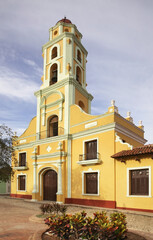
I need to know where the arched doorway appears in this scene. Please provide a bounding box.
[43,169,57,201]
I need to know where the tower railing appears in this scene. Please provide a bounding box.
[79,152,100,161]
[37,127,64,140]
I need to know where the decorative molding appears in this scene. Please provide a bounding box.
[35,77,93,102]
[31,151,67,160]
[42,32,87,56]
[78,159,102,165]
[19,139,26,144]
[115,123,146,145]
[71,112,113,128]
[72,123,115,139]
[72,122,146,145]
[36,160,65,165]
[85,121,97,129]
[115,133,133,150]
[46,146,52,152]
[15,134,72,150]
[40,90,64,106]
[40,90,64,122]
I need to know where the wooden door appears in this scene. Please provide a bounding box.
[43,170,57,201]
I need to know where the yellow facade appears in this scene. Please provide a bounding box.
[11,18,153,212]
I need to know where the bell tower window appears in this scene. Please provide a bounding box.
[51,47,57,59]
[78,100,85,111]
[76,66,82,85]
[50,64,58,85]
[48,115,58,137]
[77,49,81,63]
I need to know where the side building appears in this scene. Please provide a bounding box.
[11,18,153,212]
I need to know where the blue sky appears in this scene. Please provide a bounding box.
[0,0,153,143]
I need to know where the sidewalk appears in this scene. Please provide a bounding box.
[0,196,153,240]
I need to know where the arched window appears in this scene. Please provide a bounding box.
[50,64,58,85]
[78,100,85,111]
[51,47,57,59]
[76,66,82,85]
[48,115,58,137]
[77,49,81,63]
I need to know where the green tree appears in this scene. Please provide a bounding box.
[0,124,17,182]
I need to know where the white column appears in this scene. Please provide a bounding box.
[59,24,63,35]
[42,108,46,126]
[32,162,38,194]
[57,162,62,194]
[36,93,41,140]
[67,137,71,198]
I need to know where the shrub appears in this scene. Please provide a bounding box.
[110,212,127,239]
[45,211,127,240]
[40,203,68,216]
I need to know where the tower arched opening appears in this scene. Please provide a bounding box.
[48,115,58,137]
[51,47,57,59]
[76,66,82,85]
[50,64,58,85]
[77,49,81,63]
[78,100,85,111]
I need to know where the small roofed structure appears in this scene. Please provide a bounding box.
[112,144,153,160]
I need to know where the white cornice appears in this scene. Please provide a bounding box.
[31,151,67,160]
[115,123,147,144]
[34,77,93,102]
[15,134,72,150]
[115,112,144,133]
[42,32,87,55]
[72,123,115,139]
[71,122,146,144]
[35,159,65,165]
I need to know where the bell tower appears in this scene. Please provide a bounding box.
[35,18,93,136]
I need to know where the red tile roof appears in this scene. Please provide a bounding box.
[111,144,153,159]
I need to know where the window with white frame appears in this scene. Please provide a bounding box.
[19,152,26,166]
[85,140,97,160]
[128,167,151,196]
[18,175,26,191]
[83,171,99,195]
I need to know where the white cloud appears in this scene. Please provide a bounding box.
[0,66,39,102]
[23,58,37,67]
[23,58,43,76]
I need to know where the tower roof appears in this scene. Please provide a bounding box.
[57,17,72,24]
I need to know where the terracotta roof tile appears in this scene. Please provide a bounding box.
[111,144,153,159]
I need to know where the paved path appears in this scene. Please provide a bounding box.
[0,196,153,240]
[0,198,46,240]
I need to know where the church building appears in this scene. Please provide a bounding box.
[11,18,153,212]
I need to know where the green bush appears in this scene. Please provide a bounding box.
[44,211,127,240]
[110,212,127,239]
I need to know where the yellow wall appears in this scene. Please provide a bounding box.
[71,130,116,200]
[11,147,34,196]
[116,156,153,210]
[75,89,88,113]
